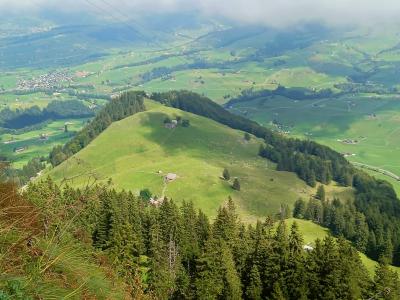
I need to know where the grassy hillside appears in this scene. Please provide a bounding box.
[47,100,352,218]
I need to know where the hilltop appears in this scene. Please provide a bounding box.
[47,100,351,218]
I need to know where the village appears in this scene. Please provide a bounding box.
[16,70,74,91]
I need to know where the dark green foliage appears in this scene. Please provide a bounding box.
[223,168,231,180]
[227,86,334,106]
[181,119,190,127]
[140,189,152,201]
[0,100,94,129]
[164,116,172,124]
[293,198,306,219]
[316,185,326,201]
[49,91,145,166]
[22,181,392,298]
[245,264,262,300]
[232,178,241,191]
[244,132,251,141]
[300,184,400,266]
[373,262,400,300]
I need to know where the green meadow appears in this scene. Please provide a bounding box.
[0,118,88,168]
[47,100,352,218]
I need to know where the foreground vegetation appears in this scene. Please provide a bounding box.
[1,175,399,299]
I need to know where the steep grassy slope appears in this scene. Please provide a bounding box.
[47,100,352,218]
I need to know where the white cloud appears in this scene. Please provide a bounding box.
[1,0,400,27]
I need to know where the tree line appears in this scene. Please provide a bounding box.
[49,91,146,166]
[294,182,400,266]
[0,100,94,129]
[225,86,335,106]
[23,180,400,299]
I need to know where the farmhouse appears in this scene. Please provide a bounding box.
[165,173,178,182]
[39,133,49,141]
[14,147,26,154]
[165,120,178,129]
[149,196,165,207]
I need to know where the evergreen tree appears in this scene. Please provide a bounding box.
[221,242,242,300]
[223,168,231,180]
[232,178,241,191]
[373,261,400,300]
[316,185,326,201]
[293,198,306,219]
[245,264,262,300]
[195,238,224,299]
[271,282,286,300]
[139,188,152,201]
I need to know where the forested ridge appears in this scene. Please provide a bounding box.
[2,178,396,299]
[150,90,400,266]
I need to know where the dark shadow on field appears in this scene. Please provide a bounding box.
[138,111,252,164]
[232,94,400,139]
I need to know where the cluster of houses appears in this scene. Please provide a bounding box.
[16,70,73,91]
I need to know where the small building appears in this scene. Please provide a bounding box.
[165,173,177,182]
[165,122,177,129]
[14,147,26,154]
[39,133,49,141]
[150,196,165,207]
[164,119,178,129]
[303,245,314,252]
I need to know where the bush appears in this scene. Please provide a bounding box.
[140,189,152,201]
[182,119,190,127]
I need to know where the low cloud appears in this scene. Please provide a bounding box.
[1,0,400,28]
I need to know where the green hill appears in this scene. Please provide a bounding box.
[47,100,351,218]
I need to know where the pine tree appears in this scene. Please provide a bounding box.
[223,168,231,180]
[373,261,400,300]
[263,221,289,297]
[245,264,262,300]
[221,242,242,300]
[232,178,241,191]
[293,198,306,219]
[196,210,210,248]
[316,185,326,201]
[271,282,286,300]
[195,238,224,299]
